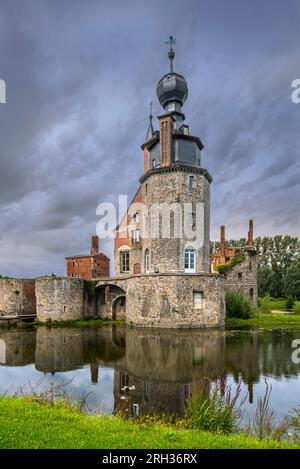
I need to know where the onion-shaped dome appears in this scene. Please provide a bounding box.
[156,72,188,110]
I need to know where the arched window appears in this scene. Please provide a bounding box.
[145,249,150,273]
[184,246,196,273]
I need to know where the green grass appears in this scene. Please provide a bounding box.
[34,318,125,328]
[226,312,300,329]
[0,397,298,449]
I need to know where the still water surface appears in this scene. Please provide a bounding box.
[0,326,299,423]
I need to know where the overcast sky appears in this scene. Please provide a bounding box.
[0,0,299,278]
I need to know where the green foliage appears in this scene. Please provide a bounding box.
[0,397,297,449]
[226,313,300,329]
[184,381,243,434]
[258,294,272,313]
[294,302,300,314]
[226,290,253,319]
[216,252,246,275]
[285,296,295,310]
[283,262,300,300]
[84,281,96,302]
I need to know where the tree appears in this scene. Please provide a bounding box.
[283,262,300,300]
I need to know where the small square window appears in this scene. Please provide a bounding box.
[193,291,203,309]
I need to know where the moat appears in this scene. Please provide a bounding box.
[0,325,299,424]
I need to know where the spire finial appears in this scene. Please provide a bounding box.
[165,35,176,73]
[145,101,154,141]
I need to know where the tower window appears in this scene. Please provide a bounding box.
[193,291,203,309]
[184,247,196,273]
[120,251,130,273]
[144,249,150,273]
[132,229,140,243]
[145,183,148,195]
[189,175,195,189]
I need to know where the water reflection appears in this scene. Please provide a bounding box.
[0,326,299,418]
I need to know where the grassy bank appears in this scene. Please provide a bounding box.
[226,313,300,329]
[34,318,125,328]
[0,397,298,449]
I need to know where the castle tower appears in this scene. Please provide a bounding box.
[140,37,212,274]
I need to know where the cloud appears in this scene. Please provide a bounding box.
[0,0,299,276]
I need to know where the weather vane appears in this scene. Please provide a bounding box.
[165,35,176,73]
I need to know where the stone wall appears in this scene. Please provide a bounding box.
[35,277,86,322]
[141,167,211,274]
[223,251,258,306]
[125,272,225,328]
[0,278,36,317]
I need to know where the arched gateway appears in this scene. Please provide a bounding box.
[95,281,127,320]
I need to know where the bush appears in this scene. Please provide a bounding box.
[294,302,300,314]
[184,379,244,434]
[216,252,245,275]
[285,296,295,310]
[283,262,300,300]
[226,291,253,319]
[258,294,272,313]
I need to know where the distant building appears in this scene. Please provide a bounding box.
[211,220,254,272]
[65,236,110,280]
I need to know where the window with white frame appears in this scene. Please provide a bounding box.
[132,229,140,243]
[120,251,130,273]
[193,291,203,309]
[184,247,196,273]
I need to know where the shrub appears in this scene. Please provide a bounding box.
[285,296,295,310]
[216,251,245,275]
[258,294,272,313]
[226,291,253,319]
[184,379,245,434]
[294,302,300,314]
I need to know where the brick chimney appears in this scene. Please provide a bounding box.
[247,219,254,247]
[91,235,99,255]
[159,115,173,167]
[220,225,225,258]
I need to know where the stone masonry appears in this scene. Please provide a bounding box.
[0,278,36,317]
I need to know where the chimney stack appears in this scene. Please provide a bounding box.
[247,220,254,247]
[220,225,226,257]
[91,235,99,255]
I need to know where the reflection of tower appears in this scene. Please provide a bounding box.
[0,330,36,365]
[90,362,99,384]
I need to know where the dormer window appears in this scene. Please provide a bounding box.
[152,158,156,168]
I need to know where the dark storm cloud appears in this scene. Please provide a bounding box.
[0,0,299,276]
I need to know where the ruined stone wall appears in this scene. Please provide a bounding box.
[0,278,36,317]
[141,168,211,274]
[35,277,86,322]
[125,273,225,328]
[223,252,258,306]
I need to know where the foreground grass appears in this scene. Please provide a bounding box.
[226,313,300,329]
[34,318,125,328]
[0,397,298,449]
